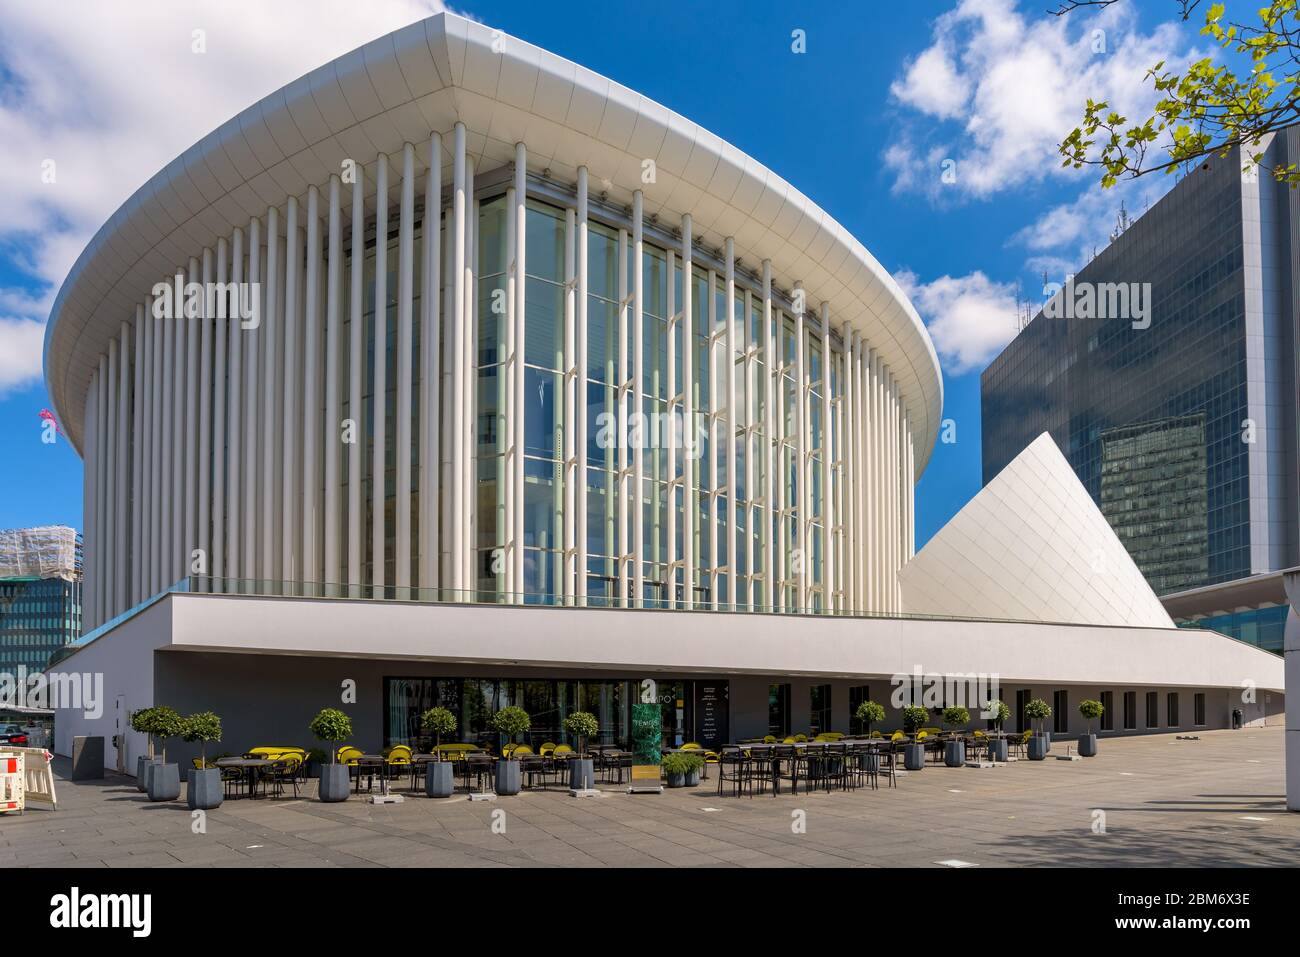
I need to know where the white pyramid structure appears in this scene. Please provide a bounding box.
[900,432,1175,628]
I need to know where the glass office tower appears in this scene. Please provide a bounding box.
[982,129,1300,596]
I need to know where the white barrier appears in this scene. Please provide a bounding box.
[0,747,56,809]
[0,752,23,813]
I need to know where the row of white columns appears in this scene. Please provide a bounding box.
[78,134,916,629]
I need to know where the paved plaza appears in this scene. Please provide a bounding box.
[4,727,1297,868]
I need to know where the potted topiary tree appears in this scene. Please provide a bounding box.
[420,706,458,798]
[855,700,887,771]
[182,711,223,810]
[563,710,599,791]
[490,706,530,796]
[309,708,353,802]
[942,706,971,767]
[986,700,1012,761]
[129,707,161,792]
[146,706,184,801]
[1025,698,1052,760]
[1078,699,1104,757]
[902,705,930,771]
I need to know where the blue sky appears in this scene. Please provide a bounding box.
[0,0,1217,543]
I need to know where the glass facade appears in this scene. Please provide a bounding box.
[0,577,83,672]
[981,138,1299,596]
[1176,604,1289,655]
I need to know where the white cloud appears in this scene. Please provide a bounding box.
[886,0,1202,199]
[0,0,446,391]
[896,268,1021,375]
[0,317,47,396]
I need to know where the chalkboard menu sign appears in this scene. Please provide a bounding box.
[692,681,729,750]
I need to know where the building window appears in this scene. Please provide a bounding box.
[810,684,832,736]
[1100,691,1114,731]
[1194,692,1206,726]
[1167,692,1179,727]
[1123,691,1137,730]
[768,683,790,738]
[1145,691,1158,729]
[848,685,870,735]
[1015,689,1031,732]
[1053,690,1069,734]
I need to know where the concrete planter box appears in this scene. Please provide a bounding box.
[1039,731,1052,752]
[665,772,686,788]
[944,740,966,768]
[904,743,926,771]
[147,763,181,802]
[495,761,521,796]
[1028,736,1049,761]
[136,756,160,792]
[425,761,455,798]
[317,764,351,802]
[1078,733,1098,757]
[987,738,1009,762]
[187,768,223,810]
[568,758,595,791]
[684,768,701,787]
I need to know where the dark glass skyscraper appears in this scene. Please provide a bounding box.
[982,129,1300,597]
[0,527,83,673]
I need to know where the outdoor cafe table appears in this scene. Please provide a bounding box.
[353,754,394,795]
[734,741,892,794]
[214,757,273,799]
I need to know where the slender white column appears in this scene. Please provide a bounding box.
[105,335,118,616]
[82,377,95,629]
[395,147,415,594]
[819,302,832,613]
[162,281,177,588]
[833,338,845,613]
[761,262,774,611]
[862,347,873,610]
[418,133,441,595]
[793,283,807,612]
[254,211,273,579]
[774,308,786,612]
[891,374,901,611]
[116,326,130,612]
[197,249,213,589]
[98,356,109,620]
[148,301,161,594]
[680,215,694,610]
[502,184,517,597]
[723,239,737,610]
[184,257,199,583]
[351,162,366,594]
[212,243,227,589]
[449,127,466,595]
[140,301,153,600]
[370,159,389,596]
[632,191,644,608]
[322,175,343,592]
[282,200,301,585]
[302,185,321,591]
[576,168,589,603]
[743,288,754,609]
[227,230,242,585]
[91,364,105,624]
[617,228,629,606]
[563,206,577,602]
[871,350,884,611]
[907,420,915,561]
[463,156,476,594]
[132,306,144,605]
[665,248,677,606]
[706,269,717,607]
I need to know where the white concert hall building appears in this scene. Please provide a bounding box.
[45,12,1282,767]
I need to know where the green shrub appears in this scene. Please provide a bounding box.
[661,752,703,776]
[855,700,886,733]
[1078,699,1104,733]
[490,706,531,758]
[129,707,157,757]
[1024,698,1052,733]
[420,707,457,758]
[941,706,971,729]
[986,699,1011,728]
[563,711,600,753]
[902,705,930,734]
[309,708,353,763]
[145,706,184,763]
[180,712,222,766]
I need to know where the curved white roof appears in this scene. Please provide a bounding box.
[44,11,942,467]
[900,432,1176,629]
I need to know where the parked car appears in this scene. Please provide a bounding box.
[0,726,30,746]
